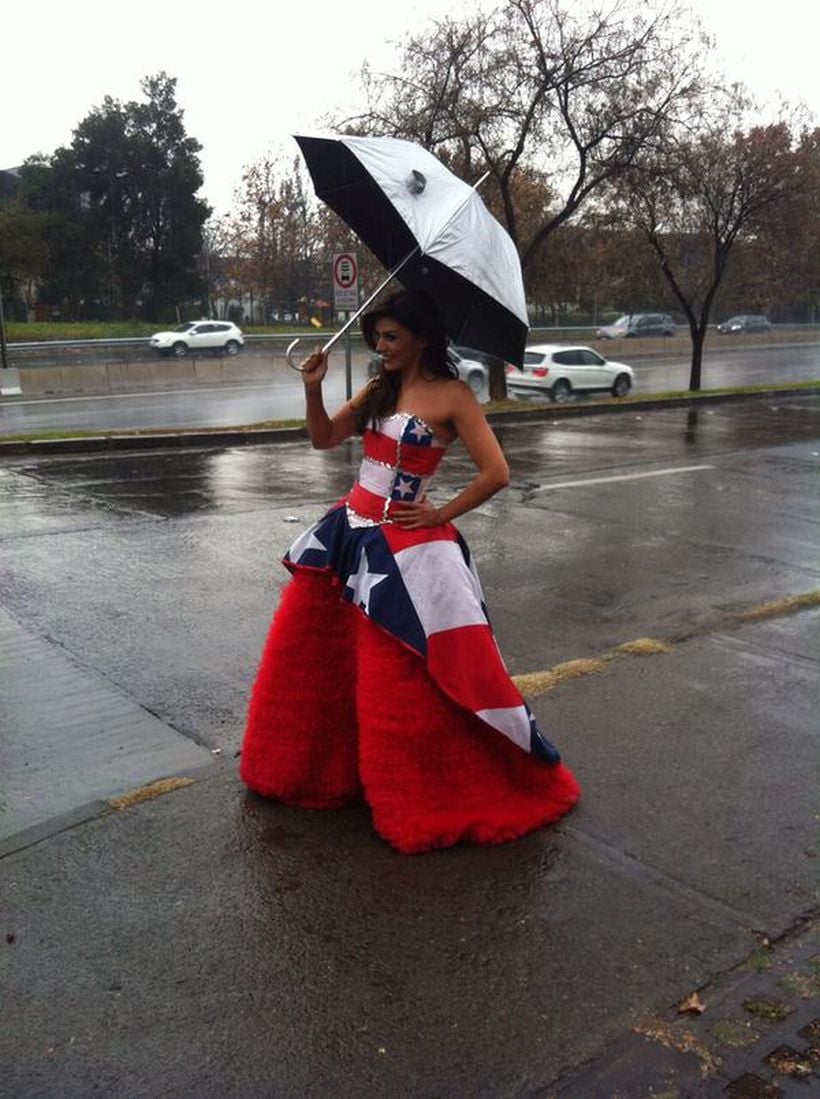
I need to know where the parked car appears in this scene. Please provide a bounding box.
[368,346,487,392]
[716,314,771,334]
[506,344,635,402]
[149,321,244,358]
[596,313,676,339]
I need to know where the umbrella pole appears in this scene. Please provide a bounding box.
[285,248,419,371]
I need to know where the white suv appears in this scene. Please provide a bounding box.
[149,321,244,358]
[506,344,635,402]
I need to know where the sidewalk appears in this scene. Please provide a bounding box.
[2,601,817,1096]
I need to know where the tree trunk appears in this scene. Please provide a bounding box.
[688,328,705,391]
[488,360,508,401]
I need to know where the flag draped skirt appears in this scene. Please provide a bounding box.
[240,414,579,853]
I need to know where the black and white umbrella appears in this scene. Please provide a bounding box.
[287,133,529,369]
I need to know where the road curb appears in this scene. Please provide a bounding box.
[0,386,816,456]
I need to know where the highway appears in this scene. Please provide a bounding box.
[1,341,818,436]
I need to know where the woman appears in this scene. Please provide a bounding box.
[240,289,579,853]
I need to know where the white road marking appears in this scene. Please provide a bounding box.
[531,464,714,492]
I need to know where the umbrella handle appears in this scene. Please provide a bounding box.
[285,338,307,371]
[284,338,311,372]
[284,247,420,372]
[285,331,345,372]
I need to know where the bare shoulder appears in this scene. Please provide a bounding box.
[447,377,487,419]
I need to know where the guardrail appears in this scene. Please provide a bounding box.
[6,322,818,357]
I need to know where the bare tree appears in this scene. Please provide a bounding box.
[346,0,705,271]
[222,156,322,322]
[341,0,706,396]
[618,108,803,390]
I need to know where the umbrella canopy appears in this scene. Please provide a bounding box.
[295,134,529,367]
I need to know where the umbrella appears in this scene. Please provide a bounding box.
[287,133,529,368]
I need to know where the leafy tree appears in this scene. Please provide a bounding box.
[617,108,802,389]
[223,155,319,322]
[223,153,385,324]
[0,200,49,318]
[741,127,820,322]
[16,72,209,321]
[70,72,210,319]
[19,151,107,318]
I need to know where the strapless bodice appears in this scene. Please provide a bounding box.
[346,412,451,527]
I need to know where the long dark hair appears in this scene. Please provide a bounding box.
[355,288,456,431]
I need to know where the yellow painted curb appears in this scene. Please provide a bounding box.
[108,776,195,811]
[614,638,676,655]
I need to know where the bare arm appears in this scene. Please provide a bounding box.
[301,349,368,450]
[394,383,510,529]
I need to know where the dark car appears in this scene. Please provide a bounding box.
[597,313,676,339]
[717,314,771,334]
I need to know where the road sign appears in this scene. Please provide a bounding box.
[332,252,359,311]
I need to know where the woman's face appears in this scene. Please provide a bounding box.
[373,317,428,373]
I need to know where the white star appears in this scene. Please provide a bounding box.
[289,527,327,561]
[394,474,418,499]
[345,548,388,613]
[406,419,430,443]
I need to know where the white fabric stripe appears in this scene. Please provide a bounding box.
[374,416,404,441]
[393,540,487,635]
[358,459,431,502]
[359,458,396,496]
[476,706,532,751]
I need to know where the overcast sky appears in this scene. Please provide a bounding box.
[3,0,818,218]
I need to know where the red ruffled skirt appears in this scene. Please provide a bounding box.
[240,571,579,854]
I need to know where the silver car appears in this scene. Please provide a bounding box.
[596,313,676,339]
[506,344,635,402]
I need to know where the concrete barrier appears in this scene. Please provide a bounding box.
[18,356,280,396]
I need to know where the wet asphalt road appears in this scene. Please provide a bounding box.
[2,395,819,1096]
[2,395,818,761]
[1,341,819,436]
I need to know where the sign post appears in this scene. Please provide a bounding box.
[332,253,359,401]
[0,284,21,396]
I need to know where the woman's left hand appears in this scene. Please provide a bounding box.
[392,500,445,529]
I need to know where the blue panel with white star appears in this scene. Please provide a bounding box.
[346,528,428,655]
[391,472,422,501]
[401,417,433,447]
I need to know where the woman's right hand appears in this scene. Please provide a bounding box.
[301,348,329,388]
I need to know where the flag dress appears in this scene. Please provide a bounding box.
[240,411,580,853]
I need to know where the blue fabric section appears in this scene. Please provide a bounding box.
[285,504,427,657]
[350,527,428,656]
[400,416,433,446]
[528,709,562,764]
[391,472,422,501]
